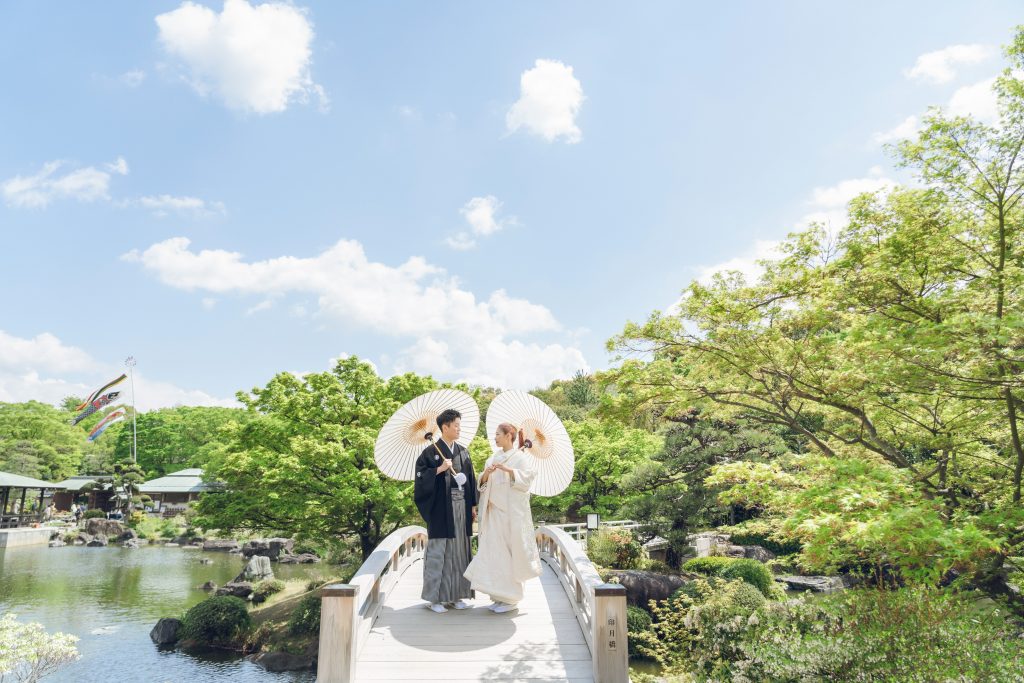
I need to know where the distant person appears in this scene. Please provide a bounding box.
[43,503,54,521]
[72,504,82,523]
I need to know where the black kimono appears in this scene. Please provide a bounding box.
[413,440,478,538]
[413,439,478,603]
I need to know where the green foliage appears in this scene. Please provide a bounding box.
[647,578,765,675]
[719,559,775,598]
[131,515,182,540]
[725,521,801,556]
[588,528,645,569]
[707,453,1000,583]
[0,401,99,480]
[606,30,1024,608]
[194,357,441,558]
[288,593,321,636]
[621,416,789,564]
[565,370,597,408]
[253,579,285,600]
[112,406,250,477]
[180,596,251,646]
[731,587,1024,682]
[82,510,105,520]
[0,612,79,681]
[626,605,654,658]
[533,419,662,520]
[681,556,734,575]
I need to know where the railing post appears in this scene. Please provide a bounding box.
[591,583,628,683]
[317,583,359,683]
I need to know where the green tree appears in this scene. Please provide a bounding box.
[534,419,662,521]
[194,357,441,558]
[112,406,250,477]
[0,401,99,480]
[607,28,1024,608]
[622,410,788,562]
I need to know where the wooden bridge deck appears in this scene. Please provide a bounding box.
[355,558,595,682]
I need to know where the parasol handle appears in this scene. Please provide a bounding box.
[425,433,463,491]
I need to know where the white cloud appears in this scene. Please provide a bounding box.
[0,331,97,375]
[687,169,896,292]
[124,236,586,389]
[155,0,327,114]
[947,76,999,122]
[201,297,217,310]
[874,114,920,144]
[445,196,516,249]
[0,329,235,409]
[106,157,130,175]
[461,195,512,236]
[130,194,227,217]
[904,44,995,84]
[506,59,584,144]
[2,158,126,208]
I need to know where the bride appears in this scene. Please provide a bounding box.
[464,422,543,613]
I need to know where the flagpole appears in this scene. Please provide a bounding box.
[125,356,137,465]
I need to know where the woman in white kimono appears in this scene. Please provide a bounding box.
[464,422,543,613]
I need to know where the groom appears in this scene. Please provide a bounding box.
[413,408,478,613]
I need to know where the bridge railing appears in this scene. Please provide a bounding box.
[536,525,629,683]
[317,523,629,683]
[317,525,428,683]
[546,519,641,546]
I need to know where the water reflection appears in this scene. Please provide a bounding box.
[0,544,318,682]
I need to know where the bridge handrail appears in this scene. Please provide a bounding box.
[535,525,629,683]
[317,525,428,683]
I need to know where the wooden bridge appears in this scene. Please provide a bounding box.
[316,525,629,682]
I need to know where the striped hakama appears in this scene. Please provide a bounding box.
[421,488,473,603]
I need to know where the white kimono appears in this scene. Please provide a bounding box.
[463,447,543,604]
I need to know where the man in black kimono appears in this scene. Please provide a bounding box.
[413,408,478,612]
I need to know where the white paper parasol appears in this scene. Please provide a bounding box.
[374,389,480,481]
[485,390,574,496]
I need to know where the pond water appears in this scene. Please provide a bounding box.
[0,544,320,682]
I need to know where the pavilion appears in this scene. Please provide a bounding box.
[139,468,218,514]
[0,471,58,529]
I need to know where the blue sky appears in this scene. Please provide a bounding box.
[0,1,1021,409]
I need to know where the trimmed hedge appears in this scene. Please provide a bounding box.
[180,596,251,645]
[720,558,775,598]
[682,556,734,575]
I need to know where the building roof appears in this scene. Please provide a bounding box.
[0,471,60,489]
[139,468,216,494]
[51,475,108,491]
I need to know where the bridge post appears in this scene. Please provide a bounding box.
[317,583,359,683]
[591,583,629,683]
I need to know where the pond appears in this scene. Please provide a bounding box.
[0,544,321,682]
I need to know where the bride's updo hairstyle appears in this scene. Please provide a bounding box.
[498,422,517,446]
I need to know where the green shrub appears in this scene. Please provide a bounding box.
[180,596,251,646]
[682,556,734,575]
[288,593,321,636]
[253,579,285,600]
[588,528,645,570]
[82,510,105,520]
[626,605,654,658]
[648,578,765,675]
[669,581,703,605]
[719,559,775,598]
[733,587,1024,682]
